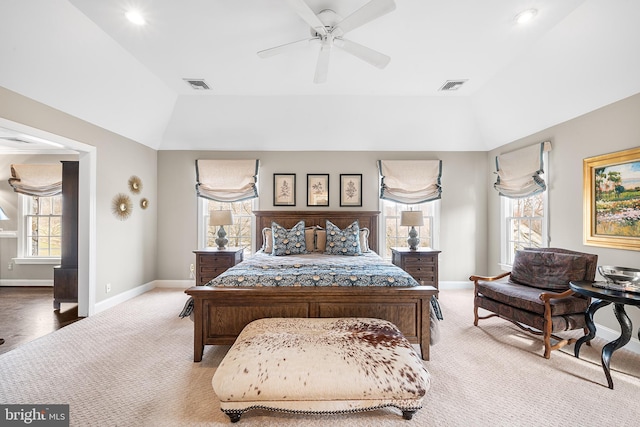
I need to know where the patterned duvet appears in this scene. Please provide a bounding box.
[206,250,419,288]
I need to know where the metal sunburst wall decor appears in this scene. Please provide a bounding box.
[140,198,149,210]
[112,193,133,220]
[128,175,142,194]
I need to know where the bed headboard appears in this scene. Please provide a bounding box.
[254,211,380,254]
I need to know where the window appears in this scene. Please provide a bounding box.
[16,194,62,263]
[381,199,440,259]
[500,192,548,267]
[198,198,254,255]
[496,143,550,268]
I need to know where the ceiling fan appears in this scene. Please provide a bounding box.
[258,0,396,83]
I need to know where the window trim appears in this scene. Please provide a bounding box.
[16,194,62,265]
[197,197,257,253]
[379,199,441,260]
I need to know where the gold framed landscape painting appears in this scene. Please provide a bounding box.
[583,146,640,251]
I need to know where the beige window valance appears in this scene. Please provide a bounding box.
[494,141,551,198]
[378,160,442,204]
[195,159,259,202]
[8,164,62,197]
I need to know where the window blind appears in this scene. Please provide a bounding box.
[378,160,442,204]
[494,141,551,198]
[195,159,259,202]
[8,164,62,197]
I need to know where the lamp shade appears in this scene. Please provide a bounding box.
[0,206,9,221]
[400,211,424,227]
[209,210,233,226]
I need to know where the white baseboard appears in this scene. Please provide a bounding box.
[154,279,196,289]
[94,281,156,314]
[593,323,640,354]
[439,280,473,290]
[0,279,53,287]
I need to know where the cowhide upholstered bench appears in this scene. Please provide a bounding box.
[212,317,431,423]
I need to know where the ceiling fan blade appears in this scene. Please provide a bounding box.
[285,0,327,36]
[314,40,332,84]
[257,37,319,58]
[331,0,396,37]
[334,38,390,69]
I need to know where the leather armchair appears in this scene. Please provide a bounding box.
[470,248,598,359]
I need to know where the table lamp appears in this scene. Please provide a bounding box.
[400,210,423,250]
[210,210,233,250]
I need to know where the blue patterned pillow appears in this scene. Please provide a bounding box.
[271,221,308,256]
[325,220,361,256]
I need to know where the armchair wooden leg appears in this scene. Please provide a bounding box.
[473,302,479,326]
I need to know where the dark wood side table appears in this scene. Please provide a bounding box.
[193,247,243,286]
[569,280,640,389]
[391,247,441,289]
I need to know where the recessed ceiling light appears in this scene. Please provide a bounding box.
[514,8,537,24]
[125,10,146,26]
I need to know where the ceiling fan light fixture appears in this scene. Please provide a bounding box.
[125,10,146,26]
[514,8,537,25]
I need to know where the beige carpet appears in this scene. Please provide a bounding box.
[1,288,639,426]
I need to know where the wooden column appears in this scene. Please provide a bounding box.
[53,161,79,310]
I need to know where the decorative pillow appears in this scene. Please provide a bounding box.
[359,228,370,253]
[271,221,307,256]
[305,227,316,252]
[315,229,327,252]
[261,227,273,254]
[509,250,589,291]
[324,220,361,256]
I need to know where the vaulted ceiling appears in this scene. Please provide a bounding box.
[1,0,639,152]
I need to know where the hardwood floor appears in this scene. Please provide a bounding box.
[0,287,82,355]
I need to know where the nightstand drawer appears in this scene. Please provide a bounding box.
[403,256,436,266]
[198,254,234,267]
[404,265,436,276]
[199,266,230,275]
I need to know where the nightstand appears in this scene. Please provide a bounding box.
[193,247,243,286]
[391,247,440,289]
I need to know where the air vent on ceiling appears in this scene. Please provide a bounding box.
[439,80,468,91]
[183,79,211,90]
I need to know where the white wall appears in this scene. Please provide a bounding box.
[157,150,487,282]
[0,86,158,305]
[485,92,640,335]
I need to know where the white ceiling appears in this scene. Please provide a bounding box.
[1,0,639,152]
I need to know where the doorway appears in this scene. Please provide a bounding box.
[0,118,96,318]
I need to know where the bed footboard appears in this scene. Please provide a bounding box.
[185,285,438,362]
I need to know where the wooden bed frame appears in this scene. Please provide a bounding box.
[185,210,438,362]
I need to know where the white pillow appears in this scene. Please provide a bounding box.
[261,227,272,254]
[359,228,370,253]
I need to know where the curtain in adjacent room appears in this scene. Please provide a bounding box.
[378,160,442,204]
[494,141,551,198]
[8,164,62,197]
[195,159,259,202]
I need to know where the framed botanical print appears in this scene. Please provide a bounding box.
[583,146,640,251]
[273,173,296,206]
[340,174,362,207]
[307,174,329,207]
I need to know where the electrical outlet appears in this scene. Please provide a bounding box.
[189,264,195,279]
[7,262,13,270]
[105,283,111,293]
